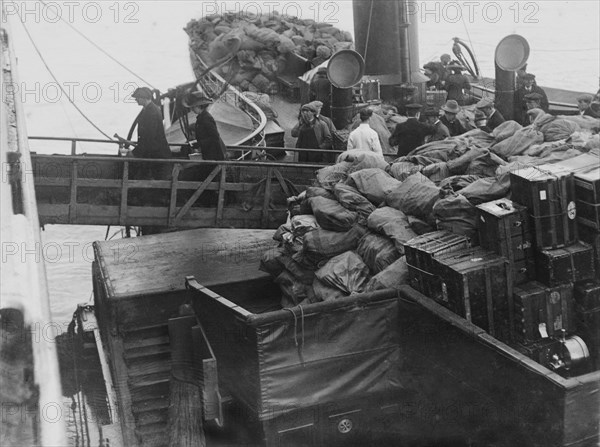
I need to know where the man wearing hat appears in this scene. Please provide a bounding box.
[475,98,505,131]
[389,104,437,156]
[124,87,171,179]
[423,107,450,143]
[514,73,549,125]
[347,108,383,156]
[576,94,595,117]
[184,91,227,161]
[292,102,332,163]
[440,100,467,137]
[310,100,336,136]
[309,67,331,117]
[444,64,471,105]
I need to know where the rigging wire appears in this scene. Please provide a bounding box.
[38,0,157,90]
[460,14,481,78]
[17,19,114,139]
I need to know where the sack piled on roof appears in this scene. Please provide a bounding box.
[357,232,401,274]
[367,207,417,253]
[309,196,357,231]
[364,257,409,292]
[348,168,401,205]
[490,126,544,158]
[185,13,354,94]
[386,173,440,223]
[432,193,479,242]
[333,183,376,224]
[315,251,370,294]
[301,225,367,267]
[337,150,389,173]
[315,162,352,190]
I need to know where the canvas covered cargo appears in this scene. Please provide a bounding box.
[92,228,403,446]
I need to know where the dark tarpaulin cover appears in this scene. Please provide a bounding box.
[253,298,400,420]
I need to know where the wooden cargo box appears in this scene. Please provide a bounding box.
[477,198,535,284]
[512,281,574,343]
[574,279,600,369]
[404,231,470,301]
[434,247,511,340]
[577,219,600,272]
[535,241,596,287]
[510,164,577,249]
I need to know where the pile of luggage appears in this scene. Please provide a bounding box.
[185,12,353,94]
[259,115,600,372]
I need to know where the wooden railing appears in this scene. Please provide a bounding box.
[30,151,333,229]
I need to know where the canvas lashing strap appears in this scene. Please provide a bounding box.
[283,306,305,366]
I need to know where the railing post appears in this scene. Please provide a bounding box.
[215,166,226,227]
[68,160,78,223]
[71,140,77,155]
[119,160,129,226]
[167,163,181,227]
[261,167,273,228]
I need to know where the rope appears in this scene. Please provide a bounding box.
[18,20,114,140]
[37,0,157,89]
[363,0,374,64]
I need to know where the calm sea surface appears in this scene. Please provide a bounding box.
[5,0,599,377]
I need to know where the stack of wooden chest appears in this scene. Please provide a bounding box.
[405,155,600,372]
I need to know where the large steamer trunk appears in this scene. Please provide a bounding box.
[92,229,279,447]
[186,280,402,446]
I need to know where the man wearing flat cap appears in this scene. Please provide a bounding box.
[292,102,332,163]
[184,91,227,161]
[123,87,171,179]
[514,73,549,125]
[347,108,383,156]
[439,100,467,137]
[577,94,595,117]
[476,98,505,131]
[389,104,437,156]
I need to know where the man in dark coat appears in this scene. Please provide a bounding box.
[292,102,332,163]
[439,100,467,137]
[184,92,227,161]
[309,68,331,117]
[514,73,549,125]
[577,94,596,117]
[389,104,437,156]
[475,98,505,131]
[444,64,471,105]
[128,87,171,179]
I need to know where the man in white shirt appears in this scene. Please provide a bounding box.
[346,108,383,156]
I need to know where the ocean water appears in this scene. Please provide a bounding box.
[3,1,598,443]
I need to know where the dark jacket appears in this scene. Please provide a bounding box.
[444,73,471,105]
[194,109,226,161]
[487,109,505,131]
[310,76,332,116]
[292,116,332,163]
[389,118,437,156]
[514,85,549,125]
[440,115,467,137]
[132,102,171,159]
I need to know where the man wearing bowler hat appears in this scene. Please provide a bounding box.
[184,91,227,161]
[476,98,505,131]
[389,104,437,156]
[440,100,467,137]
[423,107,450,143]
[514,73,548,125]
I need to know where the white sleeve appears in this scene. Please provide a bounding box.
[347,133,355,150]
[370,133,383,156]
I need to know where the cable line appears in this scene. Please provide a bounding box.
[18,19,114,139]
[38,0,157,90]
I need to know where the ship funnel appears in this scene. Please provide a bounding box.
[494,34,530,121]
[327,50,365,130]
[327,50,365,88]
